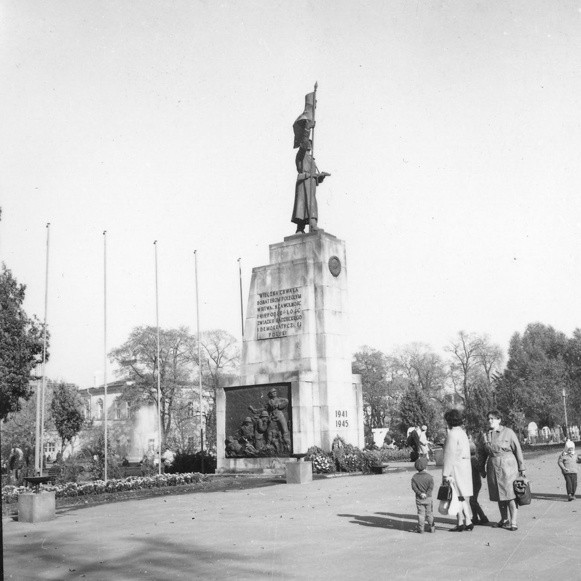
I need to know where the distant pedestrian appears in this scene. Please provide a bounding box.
[411,456,435,534]
[407,426,421,462]
[557,440,579,501]
[418,425,431,458]
[469,442,489,525]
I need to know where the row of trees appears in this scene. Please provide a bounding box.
[353,332,503,442]
[356,324,581,441]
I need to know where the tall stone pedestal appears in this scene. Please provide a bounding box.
[217,230,363,473]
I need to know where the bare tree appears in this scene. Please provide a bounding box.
[194,330,240,449]
[475,335,504,385]
[445,331,482,404]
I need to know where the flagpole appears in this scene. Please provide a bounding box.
[39,222,50,475]
[237,257,244,339]
[35,370,42,475]
[103,230,108,482]
[311,81,318,159]
[154,241,162,475]
[194,250,204,473]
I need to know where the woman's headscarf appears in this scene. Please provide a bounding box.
[564,439,575,453]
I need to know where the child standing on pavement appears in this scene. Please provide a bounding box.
[469,442,489,525]
[558,440,579,501]
[411,456,435,533]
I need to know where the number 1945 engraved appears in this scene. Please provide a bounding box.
[335,410,348,428]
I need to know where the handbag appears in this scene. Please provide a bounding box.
[513,477,531,506]
[437,482,452,501]
[438,499,450,515]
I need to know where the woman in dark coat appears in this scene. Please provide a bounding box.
[479,410,526,531]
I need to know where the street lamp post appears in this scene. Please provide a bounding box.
[562,386,569,439]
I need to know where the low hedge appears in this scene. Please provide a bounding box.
[2,472,206,505]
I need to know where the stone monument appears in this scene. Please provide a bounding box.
[216,86,363,473]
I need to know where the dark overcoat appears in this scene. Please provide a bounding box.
[292,148,319,224]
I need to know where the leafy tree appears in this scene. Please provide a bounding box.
[563,328,581,426]
[0,264,47,420]
[495,323,568,428]
[110,326,196,443]
[79,427,121,480]
[1,381,56,478]
[463,376,495,433]
[397,383,439,437]
[391,343,447,403]
[352,346,393,429]
[50,382,85,450]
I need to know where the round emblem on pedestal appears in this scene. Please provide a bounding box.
[328,256,341,277]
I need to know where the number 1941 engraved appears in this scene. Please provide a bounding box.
[335,410,348,428]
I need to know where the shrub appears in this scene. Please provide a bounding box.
[379,447,412,463]
[166,451,216,474]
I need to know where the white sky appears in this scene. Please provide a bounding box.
[2,0,581,387]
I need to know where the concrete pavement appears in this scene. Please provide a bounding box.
[3,448,581,580]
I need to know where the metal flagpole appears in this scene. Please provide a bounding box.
[237,257,244,339]
[34,370,42,475]
[39,222,50,475]
[103,230,108,482]
[154,241,162,475]
[194,250,204,473]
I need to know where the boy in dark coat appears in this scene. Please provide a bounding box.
[470,442,489,525]
[411,456,435,533]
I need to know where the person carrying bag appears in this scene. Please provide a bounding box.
[513,477,532,506]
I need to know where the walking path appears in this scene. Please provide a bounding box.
[3,448,580,580]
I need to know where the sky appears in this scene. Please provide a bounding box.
[2,0,581,388]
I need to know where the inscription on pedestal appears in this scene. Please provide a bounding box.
[256,286,303,340]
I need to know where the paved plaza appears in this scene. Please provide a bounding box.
[3,448,581,580]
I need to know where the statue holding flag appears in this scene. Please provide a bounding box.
[291,84,330,234]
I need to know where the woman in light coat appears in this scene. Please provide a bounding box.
[479,410,525,531]
[442,409,473,531]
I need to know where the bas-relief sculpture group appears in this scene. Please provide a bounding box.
[225,387,292,458]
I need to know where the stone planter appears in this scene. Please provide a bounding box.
[18,491,56,523]
[433,447,444,466]
[285,461,313,484]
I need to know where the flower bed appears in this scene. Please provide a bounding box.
[2,472,206,506]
